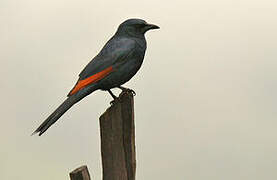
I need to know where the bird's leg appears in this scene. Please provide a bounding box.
[108,89,117,99]
[118,86,136,96]
[108,89,118,105]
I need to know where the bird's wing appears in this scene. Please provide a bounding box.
[68,37,136,96]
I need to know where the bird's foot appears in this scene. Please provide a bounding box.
[110,97,119,105]
[118,86,136,96]
[108,89,118,105]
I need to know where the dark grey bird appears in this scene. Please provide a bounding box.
[32,18,159,136]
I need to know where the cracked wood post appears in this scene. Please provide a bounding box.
[99,90,136,180]
[69,90,136,180]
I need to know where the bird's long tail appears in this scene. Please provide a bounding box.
[32,87,94,136]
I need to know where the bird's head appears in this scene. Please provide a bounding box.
[116,18,159,37]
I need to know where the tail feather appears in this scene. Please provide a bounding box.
[32,96,76,136]
[32,86,96,136]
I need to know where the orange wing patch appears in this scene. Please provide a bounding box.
[69,66,113,96]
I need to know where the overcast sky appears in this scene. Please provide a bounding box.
[1,0,277,179]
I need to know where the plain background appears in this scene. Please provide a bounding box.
[1,0,277,179]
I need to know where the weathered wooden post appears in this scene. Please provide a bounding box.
[70,90,136,180]
[99,90,136,180]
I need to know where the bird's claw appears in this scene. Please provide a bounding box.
[110,98,119,105]
[128,89,136,96]
[120,87,136,96]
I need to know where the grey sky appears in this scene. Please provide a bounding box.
[1,0,277,179]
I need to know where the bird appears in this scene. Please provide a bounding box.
[32,18,159,136]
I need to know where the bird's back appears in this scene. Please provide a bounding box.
[78,35,145,81]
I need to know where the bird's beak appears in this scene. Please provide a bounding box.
[145,23,160,31]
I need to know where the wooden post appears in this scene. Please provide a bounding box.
[70,165,91,180]
[70,90,136,180]
[99,91,136,180]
